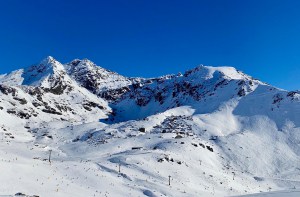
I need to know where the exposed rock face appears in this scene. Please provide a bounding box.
[64,59,133,101]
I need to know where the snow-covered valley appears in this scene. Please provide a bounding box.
[1,57,300,197]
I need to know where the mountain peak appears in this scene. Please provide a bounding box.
[43,55,55,62]
[66,58,101,71]
[64,58,132,94]
[184,65,251,81]
[0,56,64,86]
[38,56,64,71]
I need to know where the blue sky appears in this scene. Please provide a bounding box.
[0,0,300,90]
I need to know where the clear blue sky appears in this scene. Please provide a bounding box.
[0,0,300,90]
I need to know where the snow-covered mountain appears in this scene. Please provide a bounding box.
[1,56,300,197]
[64,58,134,101]
[0,57,110,124]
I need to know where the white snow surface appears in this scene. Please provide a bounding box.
[0,57,300,197]
[236,190,300,197]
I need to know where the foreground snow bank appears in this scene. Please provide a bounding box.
[236,190,300,197]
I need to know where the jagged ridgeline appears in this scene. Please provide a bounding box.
[1,56,299,124]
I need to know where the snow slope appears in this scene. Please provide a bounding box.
[0,57,300,197]
[237,190,300,197]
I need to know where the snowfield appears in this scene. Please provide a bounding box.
[236,190,300,197]
[0,57,300,197]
